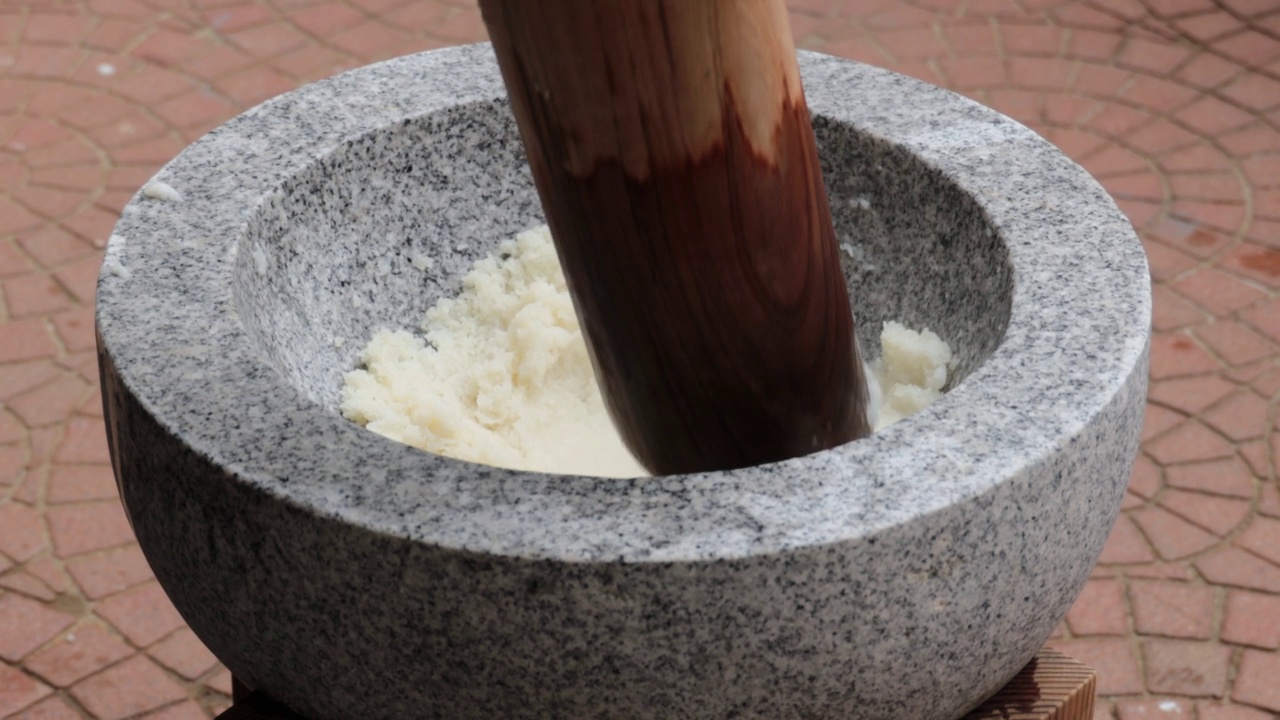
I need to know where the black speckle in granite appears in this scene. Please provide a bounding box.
[96,45,1151,720]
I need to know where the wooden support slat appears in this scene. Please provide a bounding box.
[961,647,1097,720]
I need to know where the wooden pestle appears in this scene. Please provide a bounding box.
[478,0,871,475]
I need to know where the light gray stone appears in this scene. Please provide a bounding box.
[96,44,1150,719]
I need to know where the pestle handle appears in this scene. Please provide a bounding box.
[478,0,871,475]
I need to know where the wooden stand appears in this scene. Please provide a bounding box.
[962,648,1097,720]
[215,646,1095,720]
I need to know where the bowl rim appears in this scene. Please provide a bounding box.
[95,43,1150,563]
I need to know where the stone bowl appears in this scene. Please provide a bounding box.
[96,44,1150,720]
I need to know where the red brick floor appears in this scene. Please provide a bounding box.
[1,0,1278,717]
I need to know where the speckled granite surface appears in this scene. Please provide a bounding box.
[96,44,1150,720]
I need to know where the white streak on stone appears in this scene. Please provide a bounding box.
[103,234,130,280]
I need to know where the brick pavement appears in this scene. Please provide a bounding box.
[1,0,1278,717]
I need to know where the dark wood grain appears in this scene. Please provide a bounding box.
[478,0,871,474]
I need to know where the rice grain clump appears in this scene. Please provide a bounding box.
[142,181,183,202]
[869,322,952,428]
[341,226,648,478]
[341,225,952,477]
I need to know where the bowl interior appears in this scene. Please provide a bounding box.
[233,99,1013,416]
